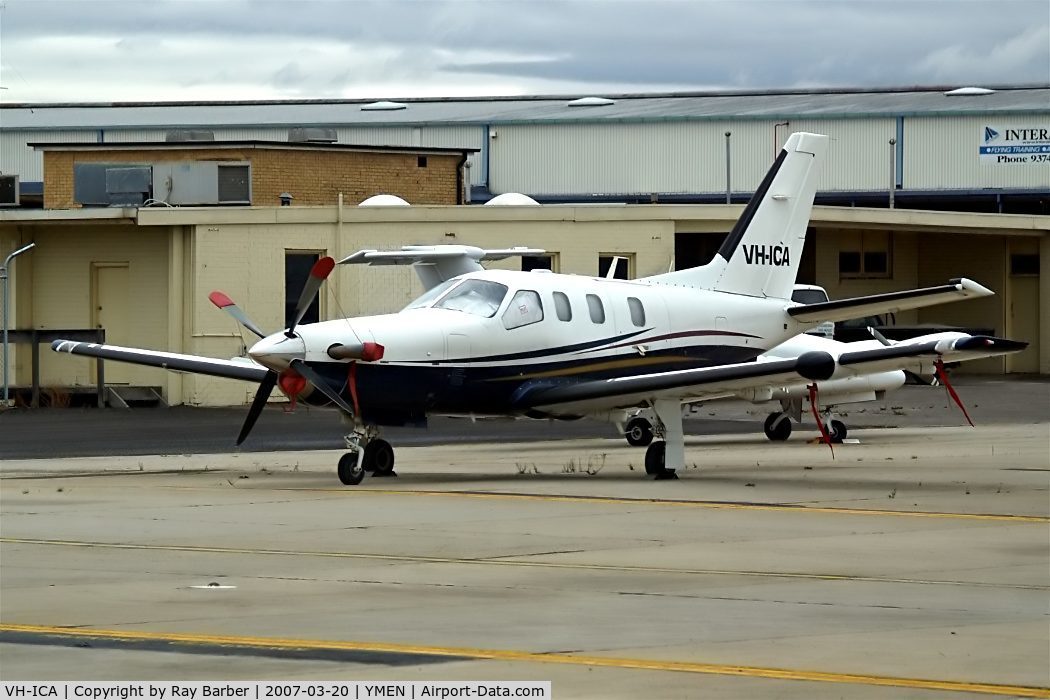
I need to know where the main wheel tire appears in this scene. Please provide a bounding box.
[625,417,654,447]
[644,441,676,479]
[644,441,665,475]
[763,412,792,441]
[365,439,396,476]
[337,452,365,485]
[828,419,847,443]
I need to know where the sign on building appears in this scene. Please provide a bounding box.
[980,125,1050,165]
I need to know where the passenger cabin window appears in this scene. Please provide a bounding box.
[434,280,508,317]
[627,297,645,326]
[586,294,606,324]
[553,291,572,321]
[503,290,544,330]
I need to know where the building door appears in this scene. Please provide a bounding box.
[285,252,323,327]
[1007,251,1039,373]
[92,262,131,383]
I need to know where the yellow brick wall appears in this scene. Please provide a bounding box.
[42,147,461,208]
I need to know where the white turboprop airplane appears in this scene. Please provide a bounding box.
[51,132,1026,484]
[619,329,1019,447]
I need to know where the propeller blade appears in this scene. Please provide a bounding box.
[867,326,893,346]
[237,370,279,445]
[210,291,267,339]
[286,257,336,337]
[289,358,357,415]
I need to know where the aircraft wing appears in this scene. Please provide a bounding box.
[50,340,269,382]
[835,333,1028,375]
[516,352,838,415]
[787,278,992,323]
[517,334,1027,416]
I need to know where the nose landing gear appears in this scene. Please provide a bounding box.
[338,425,396,485]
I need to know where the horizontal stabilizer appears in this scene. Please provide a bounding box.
[51,340,268,383]
[338,245,546,290]
[788,278,994,324]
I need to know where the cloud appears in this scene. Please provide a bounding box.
[918,24,1050,83]
[0,0,1047,103]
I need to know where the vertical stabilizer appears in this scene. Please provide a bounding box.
[646,132,827,299]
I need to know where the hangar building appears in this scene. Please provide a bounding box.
[0,86,1047,406]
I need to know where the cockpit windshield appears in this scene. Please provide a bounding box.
[403,278,509,318]
[404,279,458,311]
[434,279,508,317]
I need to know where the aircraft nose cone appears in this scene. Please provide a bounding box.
[248,333,306,371]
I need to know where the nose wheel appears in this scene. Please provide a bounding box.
[337,452,365,485]
[338,427,396,485]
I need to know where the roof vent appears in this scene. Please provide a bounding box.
[944,87,996,96]
[361,100,408,111]
[485,192,540,206]
[359,194,410,206]
[567,96,615,107]
[165,129,215,142]
[288,127,337,143]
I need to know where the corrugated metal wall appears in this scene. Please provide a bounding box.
[1,130,90,181]
[3,114,1046,195]
[905,116,1050,190]
[487,118,896,196]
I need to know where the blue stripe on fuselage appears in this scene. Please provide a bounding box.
[299,344,761,425]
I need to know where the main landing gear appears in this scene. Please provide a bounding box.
[762,409,847,443]
[337,425,396,486]
[625,416,655,447]
[642,400,683,480]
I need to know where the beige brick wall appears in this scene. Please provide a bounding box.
[42,147,461,209]
[27,223,173,389]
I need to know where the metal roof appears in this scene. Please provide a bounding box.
[3,85,1047,131]
[26,140,477,155]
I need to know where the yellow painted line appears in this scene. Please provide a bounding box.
[4,538,1046,590]
[2,624,1047,698]
[288,487,1050,523]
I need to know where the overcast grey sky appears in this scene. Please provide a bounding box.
[0,0,1047,103]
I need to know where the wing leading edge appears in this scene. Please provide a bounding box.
[50,340,269,383]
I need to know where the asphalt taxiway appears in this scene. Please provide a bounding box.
[1,379,1048,698]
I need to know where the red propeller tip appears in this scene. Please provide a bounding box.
[209,291,235,309]
[310,257,336,280]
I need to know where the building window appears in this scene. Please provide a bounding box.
[502,290,544,330]
[598,254,631,279]
[586,294,606,324]
[627,297,646,326]
[839,231,891,279]
[285,252,322,326]
[553,291,572,321]
[218,164,251,204]
[1010,254,1039,276]
[522,254,558,272]
[417,156,428,168]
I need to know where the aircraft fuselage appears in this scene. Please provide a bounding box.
[257,269,808,425]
